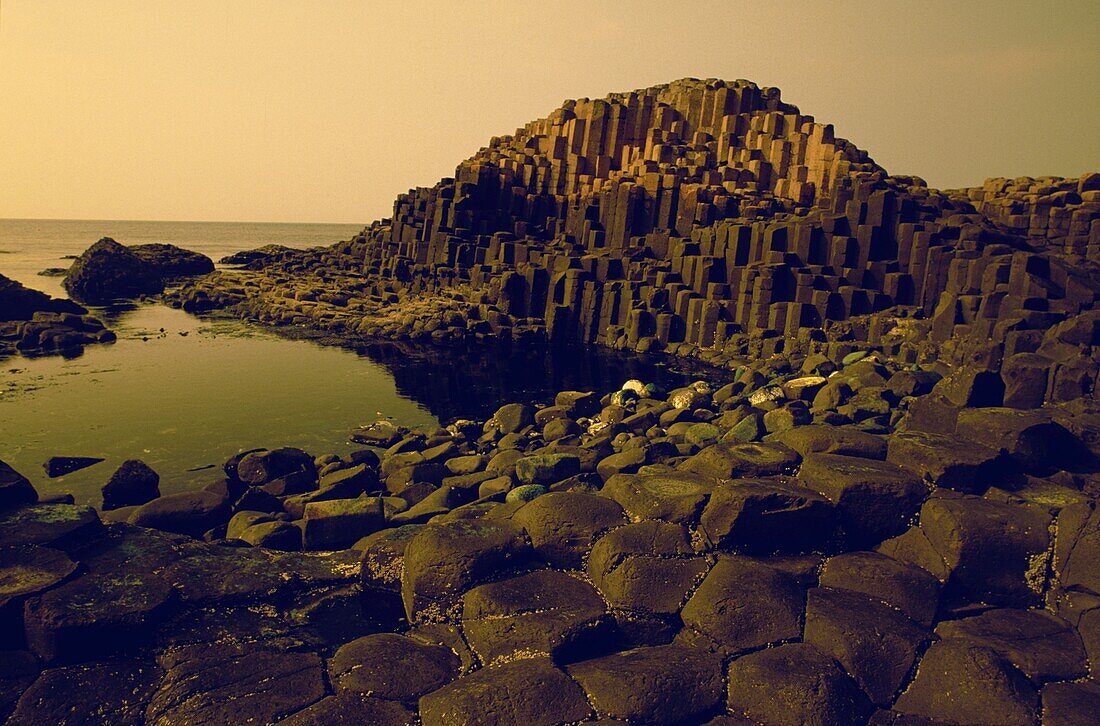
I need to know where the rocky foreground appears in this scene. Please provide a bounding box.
[2,355,1100,724]
[3,77,1100,723]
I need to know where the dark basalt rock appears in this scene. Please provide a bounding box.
[101,459,160,511]
[8,660,161,725]
[566,644,725,723]
[330,632,459,699]
[679,556,805,656]
[0,460,37,510]
[128,243,214,278]
[0,273,85,322]
[418,657,592,726]
[893,639,1038,726]
[43,456,104,478]
[146,642,326,725]
[461,569,609,664]
[726,642,873,726]
[218,244,295,266]
[62,238,164,304]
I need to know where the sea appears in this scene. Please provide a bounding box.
[0,219,710,505]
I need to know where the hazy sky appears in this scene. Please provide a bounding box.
[1,1,1097,224]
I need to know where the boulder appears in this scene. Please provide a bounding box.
[62,238,164,303]
[490,403,536,435]
[567,644,724,723]
[418,658,591,726]
[0,460,38,510]
[101,460,160,511]
[514,453,581,485]
[235,448,315,486]
[43,456,104,478]
[128,490,229,538]
[128,243,214,277]
[301,497,384,550]
[0,273,86,321]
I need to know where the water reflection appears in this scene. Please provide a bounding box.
[1,301,722,505]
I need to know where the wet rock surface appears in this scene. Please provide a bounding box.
[3,77,1099,723]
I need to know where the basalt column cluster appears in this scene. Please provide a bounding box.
[358,78,1099,386]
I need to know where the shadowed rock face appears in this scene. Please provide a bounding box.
[62,238,214,304]
[63,238,166,303]
[3,78,1099,723]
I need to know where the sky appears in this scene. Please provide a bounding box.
[1,1,1097,224]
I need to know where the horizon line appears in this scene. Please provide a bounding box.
[0,216,370,227]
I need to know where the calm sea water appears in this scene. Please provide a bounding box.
[0,219,710,505]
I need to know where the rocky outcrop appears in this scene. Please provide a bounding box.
[63,238,213,304]
[0,273,114,358]
[169,78,1097,404]
[129,243,215,278]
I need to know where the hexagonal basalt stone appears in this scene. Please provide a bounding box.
[23,570,177,662]
[279,693,416,725]
[803,587,931,707]
[461,570,608,665]
[680,441,801,479]
[893,639,1038,726]
[401,519,531,621]
[934,608,1087,684]
[330,633,459,700]
[418,657,591,726]
[511,492,626,569]
[679,556,804,656]
[146,641,326,725]
[726,643,873,726]
[819,551,941,627]
[566,644,724,723]
[601,471,715,525]
[587,521,709,615]
[8,660,161,725]
[698,477,834,554]
[771,425,888,460]
[797,453,927,545]
[0,546,78,610]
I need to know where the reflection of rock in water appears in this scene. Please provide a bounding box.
[353,340,713,423]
